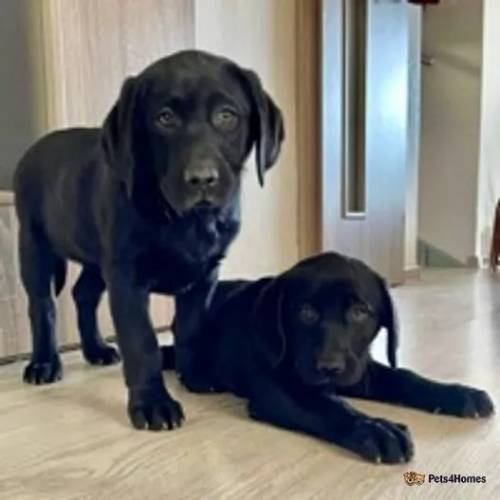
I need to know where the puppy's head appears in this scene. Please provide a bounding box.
[101,50,284,217]
[254,253,398,388]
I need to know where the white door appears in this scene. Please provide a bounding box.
[321,0,411,283]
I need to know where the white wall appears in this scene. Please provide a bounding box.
[477,0,500,261]
[418,0,483,265]
[194,0,299,278]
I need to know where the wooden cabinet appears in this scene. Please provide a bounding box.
[0,194,30,358]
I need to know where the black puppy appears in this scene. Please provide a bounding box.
[14,50,284,431]
[163,252,494,463]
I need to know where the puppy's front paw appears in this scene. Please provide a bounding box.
[23,357,62,385]
[128,384,184,431]
[433,385,494,418]
[342,417,414,464]
[83,344,121,366]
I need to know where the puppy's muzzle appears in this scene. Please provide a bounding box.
[184,161,220,191]
[317,354,346,375]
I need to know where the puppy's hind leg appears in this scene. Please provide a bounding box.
[72,266,120,366]
[19,225,63,384]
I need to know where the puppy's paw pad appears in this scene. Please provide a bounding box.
[23,359,62,385]
[344,417,414,465]
[84,345,121,366]
[128,387,185,431]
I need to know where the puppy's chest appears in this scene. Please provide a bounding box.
[138,248,215,293]
[137,217,236,293]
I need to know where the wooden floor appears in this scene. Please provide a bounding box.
[1,269,500,500]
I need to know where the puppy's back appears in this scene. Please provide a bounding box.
[14,128,101,217]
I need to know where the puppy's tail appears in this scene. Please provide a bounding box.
[160,345,176,371]
[52,258,67,297]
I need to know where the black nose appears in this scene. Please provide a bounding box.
[184,163,219,189]
[317,356,345,374]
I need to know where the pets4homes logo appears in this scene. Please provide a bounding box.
[404,472,486,486]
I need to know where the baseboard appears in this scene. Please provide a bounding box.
[404,265,421,280]
[0,190,14,206]
[466,255,481,269]
[418,239,468,268]
[0,326,172,366]
[477,255,494,269]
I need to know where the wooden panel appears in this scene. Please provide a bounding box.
[296,0,321,258]
[37,0,195,345]
[0,198,30,358]
[40,0,195,126]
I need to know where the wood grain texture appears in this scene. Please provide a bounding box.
[296,0,321,258]
[0,205,30,358]
[41,0,195,127]
[1,271,500,499]
[37,0,196,343]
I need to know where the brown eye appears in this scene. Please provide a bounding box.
[299,304,319,326]
[213,107,239,131]
[156,108,179,129]
[348,304,370,323]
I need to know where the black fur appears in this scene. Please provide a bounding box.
[13,50,284,431]
[165,252,494,463]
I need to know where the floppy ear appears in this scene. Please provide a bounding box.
[101,77,141,199]
[376,276,399,369]
[252,278,286,368]
[239,69,285,187]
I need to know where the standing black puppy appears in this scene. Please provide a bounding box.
[13,50,284,431]
[163,253,494,463]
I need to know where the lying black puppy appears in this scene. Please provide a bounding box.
[163,252,494,463]
[14,50,284,431]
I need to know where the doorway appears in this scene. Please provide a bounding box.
[418,0,484,268]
